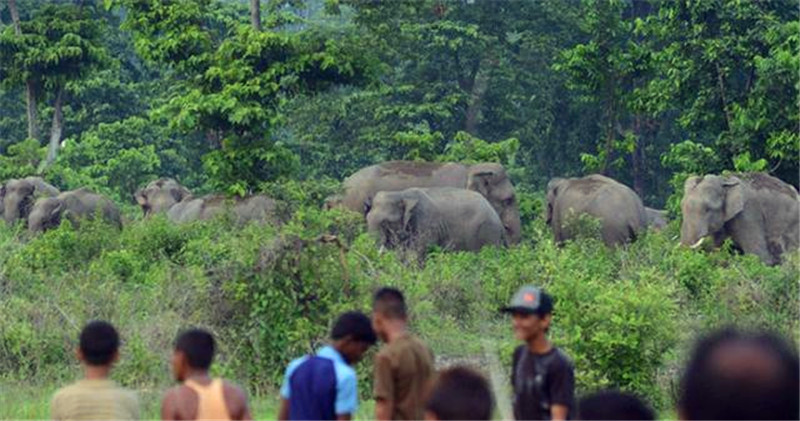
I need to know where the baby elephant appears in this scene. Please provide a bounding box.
[28,188,122,233]
[366,187,504,257]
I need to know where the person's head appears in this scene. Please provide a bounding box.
[501,286,553,342]
[331,311,377,364]
[372,287,407,341]
[577,390,655,420]
[172,328,215,382]
[425,366,494,421]
[679,328,799,420]
[77,320,120,368]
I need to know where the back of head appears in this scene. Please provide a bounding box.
[331,311,377,344]
[79,320,120,366]
[373,287,407,320]
[426,366,494,420]
[680,328,799,420]
[577,390,654,420]
[175,328,216,370]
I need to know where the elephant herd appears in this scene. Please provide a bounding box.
[1,162,798,265]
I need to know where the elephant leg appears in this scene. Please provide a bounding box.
[727,215,775,265]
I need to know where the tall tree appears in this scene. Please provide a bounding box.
[250,0,261,31]
[6,0,38,142]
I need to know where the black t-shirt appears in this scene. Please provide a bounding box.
[511,345,575,420]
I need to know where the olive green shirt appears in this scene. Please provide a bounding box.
[51,379,139,421]
[373,334,435,421]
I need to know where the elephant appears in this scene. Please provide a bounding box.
[680,173,799,265]
[366,187,504,257]
[546,174,647,246]
[28,188,122,233]
[339,161,522,244]
[135,178,280,225]
[645,207,669,231]
[1,177,60,226]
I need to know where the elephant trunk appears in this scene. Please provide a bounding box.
[4,199,19,225]
[502,208,522,244]
[680,220,708,249]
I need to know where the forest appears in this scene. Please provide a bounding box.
[0,0,798,418]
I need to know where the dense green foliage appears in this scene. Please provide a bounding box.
[0,0,798,417]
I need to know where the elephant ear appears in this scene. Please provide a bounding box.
[470,171,494,196]
[363,196,373,217]
[134,189,147,206]
[402,194,420,232]
[683,176,702,194]
[723,177,744,221]
[545,178,566,224]
[172,185,191,202]
[49,200,64,221]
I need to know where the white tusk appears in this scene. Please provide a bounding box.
[690,237,706,249]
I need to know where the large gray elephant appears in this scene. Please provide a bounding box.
[1,177,60,225]
[546,174,647,246]
[28,188,122,233]
[645,207,669,231]
[135,178,280,225]
[366,187,504,257]
[680,173,799,265]
[340,161,522,244]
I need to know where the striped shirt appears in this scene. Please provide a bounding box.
[51,379,139,421]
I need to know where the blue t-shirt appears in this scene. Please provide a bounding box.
[280,345,358,419]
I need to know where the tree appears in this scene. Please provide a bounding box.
[0,3,107,171]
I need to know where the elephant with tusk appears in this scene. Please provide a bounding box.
[680,173,799,265]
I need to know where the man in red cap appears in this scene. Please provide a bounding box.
[502,285,574,420]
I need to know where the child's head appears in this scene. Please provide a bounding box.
[78,320,120,368]
[172,328,215,381]
[501,286,553,342]
[331,311,377,364]
[425,366,494,420]
[371,287,407,341]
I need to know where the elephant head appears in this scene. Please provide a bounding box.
[28,197,65,233]
[680,175,744,249]
[467,163,521,244]
[366,190,426,249]
[3,177,58,225]
[135,178,192,217]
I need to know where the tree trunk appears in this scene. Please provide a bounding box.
[250,0,261,31]
[39,86,64,173]
[9,0,39,142]
[464,58,492,135]
[632,115,645,198]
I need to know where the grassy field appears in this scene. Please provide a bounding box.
[1,211,797,418]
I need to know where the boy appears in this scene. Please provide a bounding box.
[51,320,139,421]
[424,366,494,421]
[502,286,574,420]
[372,287,435,421]
[278,311,377,420]
[161,328,252,420]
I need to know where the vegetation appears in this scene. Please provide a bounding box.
[0,0,797,418]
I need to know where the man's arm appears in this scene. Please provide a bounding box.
[336,414,352,421]
[373,353,395,421]
[548,355,575,421]
[277,399,290,421]
[225,383,252,421]
[160,388,179,421]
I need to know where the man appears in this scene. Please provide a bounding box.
[161,328,252,420]
[678,328,799,420]
[51,320,139,421]
[372,287,435,421]
[424,366,495,421]
[576,390,654,420]
[278,311,377,421]
[502,285,574,420]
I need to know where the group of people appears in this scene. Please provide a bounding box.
[51,286,799,421]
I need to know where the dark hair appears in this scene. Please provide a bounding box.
[79,320,120,366]
[373,287,407,319]
[331,311,377,345]
[680,328,799,420]
[426,366,494,420]
[577,390,654,420]
[175,328,216,370]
